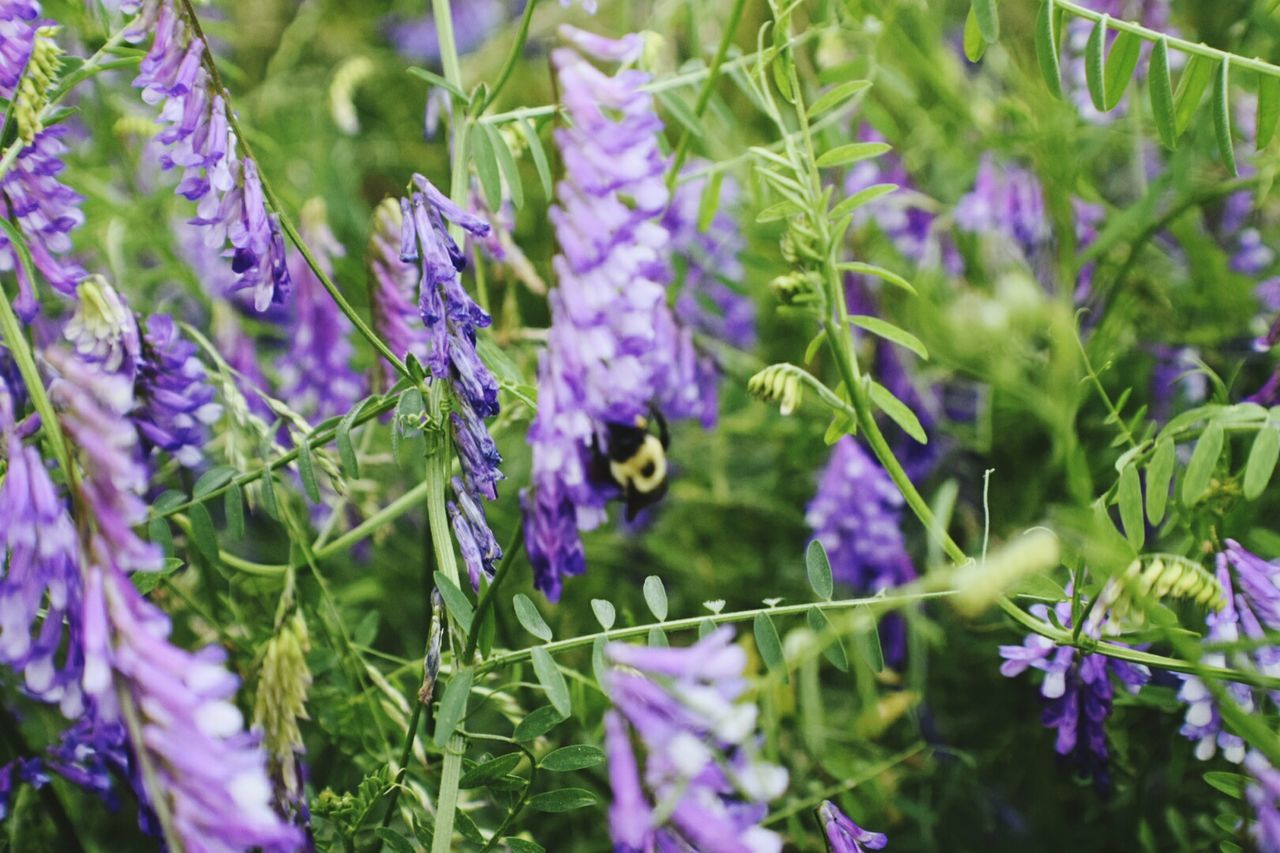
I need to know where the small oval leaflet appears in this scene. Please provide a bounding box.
[1145,436,1175,524]
[513,704,566,742]
[753,612,786,681]
[531,646,571,718]
[1181,421,1224,506]
[526,789,598,813]
[590,598,616,631]
[459,753,522,788]
[1245,425,1280,500]
[513,593,553,642]
[806,539,833,601]
[539,744,605,772]
[433,668,472,748]
[643,575,668,621]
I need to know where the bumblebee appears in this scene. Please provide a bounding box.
[592,410,670,521]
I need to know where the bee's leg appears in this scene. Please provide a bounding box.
[650,407,670,449]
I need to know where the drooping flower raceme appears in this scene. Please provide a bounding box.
[604,628,788,852]
[523,27,692,600]
[46,347,302,852]
[954,155,1051,267]
[278,200,362,422]
[999,594,1150,789]
[395,175,504,589]
[818,800,888,853]
[369,197,429,386]
[132,0,291,311]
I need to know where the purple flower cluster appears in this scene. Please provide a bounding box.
[44,346,302,851]
[604,628,788,851]
[393,175,504,589]
[663,167,754,427]
[523,27,690,600]
[1245,750,1280,852]
[133,1,290,311]
[385,0,518,62]
[999,594,1150,788]
[369,197,429,386]
[279,204,363,422]
[818,800,887,853]
[954,155,1051,266]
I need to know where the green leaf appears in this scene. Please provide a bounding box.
[193,466,237,499]
[806,539,834,601]
[433,668,473,748]
[486,122,524,210]
[643,575,668,621]
[513,593,553,641]
[849,314,928,360]
[297,442,321,503]
[460,753,522,788]
[1103,30,1141,111]
[972,0,999,43]
[224,483,245,541]
[1174,54,1215,135]
[148,517,173,558]
[259,470,279,520]
[1146,437,1175,525]
[869,380,927,444]
[1213,59,1238,176]
[1149,38,1177,148]
[753,612,786,680]
[337,407,361,479]
[500,839,545,853]
[697,170,726,233]
[1182,421,1224,506]
[836,262,916,295]
[472,123,503,211]
[1083,17,1107,112]
[153,490,187,513]
[807,79,871,118]
[1259,75,1280,150]
[539,745,605,772]
[648,627,668,647]
[854,607,885,673]
[806,607,849,671]
[698,618,717,639]
[132,558,182,596]
[527,789,598,813]
[657,89,703,138]
[375,828,417,853]
[1117,464,1145,551]
[963,7,986,62]
[829,183,898,221]
[433,571,474,634]
[756,200,804,223]
[531,646,571,717]
[815,141,891,169]
[590,599,616,630]
[513,705,565,741]
[1203,770,1248,799]
[592,636,609,687]
[187,502,219,563]
[407,66,469,102]
[1034,0,1063,98]
[1245,425,1280,499]
[518,118,553,200]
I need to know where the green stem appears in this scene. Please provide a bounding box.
[173,0,409,380]
[378,699,425,833]
[463,524,524,660]
[432,734,466,853]
[477,0,539,112]
[665,0,749,188]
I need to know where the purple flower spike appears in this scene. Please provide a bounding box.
[955,155,1050,265]
[369,198,430,385]
[0,2,40,100]
[999,591,1149,789]
[603,628,787,852]
[135,313,221,467]
[134,3,291,310]
[818,800,888,853]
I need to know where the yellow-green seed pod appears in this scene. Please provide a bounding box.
[253,612,313,794]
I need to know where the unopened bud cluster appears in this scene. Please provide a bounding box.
[253,611,313,794]
[16,27,62,144]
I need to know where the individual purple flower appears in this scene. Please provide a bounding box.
[0,125,87,320]
[0,379,84,717]
[135,313,221,466]
[999,593,1150,789]
[954,155,1051,267]
[48,345,302,851]
[0,757,49,821]
[604,628,787,852]
[384,0,517,62]
[133,2,291,311]
[278,201,362,422]
[63,276,140,374]
[663,167,754,428]
[818,800,887,853]
[368,197,429,386]
[523,27,693,600]
[41,711,131,809]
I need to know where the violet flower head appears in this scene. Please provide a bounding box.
[955,155,1051,265]
[385,0,515,62]
[0,1,39,99]
[133,3,290,311]
[398,175,504,589]
[604,628,788,852]
[0,125,87,321]
[1245,750,1280,852]
[999,594,1150,789]
[63,275,140,378]
[663,167,754,428]
[48,344,301,851]
[279,200,362,422]
[0,381,84,717]
[369,197,429,385]
[523,27,690,600]
[818,800,888,853]
[135,312,221,467]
